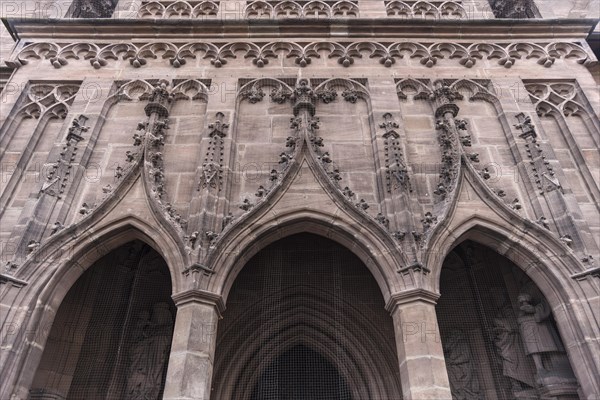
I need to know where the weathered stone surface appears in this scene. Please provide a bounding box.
[0,2,599,399]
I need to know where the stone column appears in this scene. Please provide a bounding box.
[163,290,224,400]
[386,289,452,400]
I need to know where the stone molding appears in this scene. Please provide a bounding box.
[0,273,29,287]
[385,288,441,314]
[570,266,600,280]
[8,40,596,71]
[5,19,597,40]
[171,288,226,316]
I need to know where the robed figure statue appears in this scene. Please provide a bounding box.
[125,302,173,399]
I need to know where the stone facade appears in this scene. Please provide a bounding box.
[0,1,599,399]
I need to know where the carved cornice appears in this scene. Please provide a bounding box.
[8,40,596,71]
[4,18,597,41]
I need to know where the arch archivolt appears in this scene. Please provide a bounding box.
[425,167,588,302]
[0,178,187,400]
[426,170,600,396]
[213,287,401,400]
[206,206,405,304]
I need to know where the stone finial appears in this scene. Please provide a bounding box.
[145,80,173,117]
[291,78,317,116]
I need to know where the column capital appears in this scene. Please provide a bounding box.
[385,288,440,314]
[171,289,225,317]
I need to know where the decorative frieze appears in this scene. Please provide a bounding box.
[9,41,595,71]
[385,1,468,19]
[138,0,219,19]
[244,0,359,19]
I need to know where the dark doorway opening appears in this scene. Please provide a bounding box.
[251,344,352,400]
[437,240,578,399]
[211,233,402,399]
[29,240,175,400]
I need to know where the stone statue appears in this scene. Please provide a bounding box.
[517,293,576,387]
[125,310,151,398]
[442,329,480,400]
[125,302,173,399]
[492,301,537,394]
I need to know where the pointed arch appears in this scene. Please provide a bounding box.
[430,216,600,397]
[211,233,402,399]
[0,214,185,400]
[207,207,404,304]
[214,286,401,399]
[424,166,600,397]
[425,165,586,297]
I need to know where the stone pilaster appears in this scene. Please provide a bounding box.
[386,289,452,400]
[163,289,224,400]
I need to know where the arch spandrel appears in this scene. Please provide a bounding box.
[9,175,187,295]
[206,156,408,304]
[425,167,586,301]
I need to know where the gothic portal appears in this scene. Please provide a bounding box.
[0,1,599,399]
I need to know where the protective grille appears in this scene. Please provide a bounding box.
[29,240,175,400]
[437,241,550,400]
[71,0,117,18]
[211,233,402,400]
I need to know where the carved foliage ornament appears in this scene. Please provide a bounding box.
[514,113,561,196]
[9,41,596,71]
[397,78,523,213]
[42,115,89,199]
[118,79,208,232]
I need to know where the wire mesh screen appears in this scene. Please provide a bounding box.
[71,0,117,18]
[29,240,175,400]
[436,241,575,400]
[211,233,402,400]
